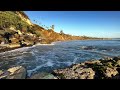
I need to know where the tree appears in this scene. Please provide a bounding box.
[51,25,54,30]
[60,30,64,35]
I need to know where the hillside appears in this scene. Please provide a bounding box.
[0,11,101,52]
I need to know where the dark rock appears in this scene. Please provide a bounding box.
[0,71,10,79]
[0,66,26,79]
[30,72,57,79]
[113,57,120,61]
[6,66,26,79]
[112,74,120,79]
[54,67,95,79]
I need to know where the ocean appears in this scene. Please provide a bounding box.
[0,40,120,76]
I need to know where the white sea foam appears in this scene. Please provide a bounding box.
[0,46,32,55]
[27,58,55,76]
[46,60,54,67]
[73,57,79,64]
[0,42,55,55]
[33,43,55,46]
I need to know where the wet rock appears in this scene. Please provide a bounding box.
[53,57,120,79]
[54,67,95,79]
[113,57,120,61]
[53,68,74,79]
[75,68,95,79]
[0,71,10,79]
[71,63,85,71]
[82,46,95,50]
[0,70,3,76]
[7,66,22,75]
[104,57,113,61]
[6,66,26,79]
[112,74,120,79]
[85,60,101,65]
[116,67,120,74]
[115,60,120,67]
[0,66,26,79]
[30,72,57,79]
[104,67,118,78]
[105,62,113,68]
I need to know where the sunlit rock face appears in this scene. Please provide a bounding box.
[0,66,26,79]
[16,11,33,26]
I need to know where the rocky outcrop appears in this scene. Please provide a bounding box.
[53,57,120,79]
[0,66,26,79]
[104,67,118,78]
[53,67,95,79]
[0,57,120,79]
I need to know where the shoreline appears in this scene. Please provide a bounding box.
[0,56,120,79]
[51,56,120,79]
[0,39,112,53]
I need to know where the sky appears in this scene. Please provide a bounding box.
[24,11,120,38]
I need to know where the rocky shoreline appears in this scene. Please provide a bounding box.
[0,56,120,79]
[0,39,111,53]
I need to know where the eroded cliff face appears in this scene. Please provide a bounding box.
[0,11,96,50]
[15,11,33,25]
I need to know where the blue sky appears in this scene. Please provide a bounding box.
[24,11,120,38]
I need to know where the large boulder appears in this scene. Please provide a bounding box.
[53,67,95,79]
[0,66,27,79]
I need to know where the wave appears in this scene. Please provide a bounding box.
[0,46,32,55]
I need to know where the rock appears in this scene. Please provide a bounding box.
[112,74,120,79]
[75,68,95,79]
[30,72,57,79]
[105,62,113,68]
[71,63,84,70]
[113,57,120,61]
[6,66,26,79]
[0,66,26,79]
[82,46,94,50]
[85,60,101,65]
[7,66,22,75]
[53,68,74,79]
[115,60,120,67]
[0,70,3,76]
[104,67,118,78]
[104,57,113,61]
[54,67,95,79]
[0,71,10,79]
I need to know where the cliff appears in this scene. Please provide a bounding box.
[0,11,102,51]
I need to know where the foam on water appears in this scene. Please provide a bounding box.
[46,60,54,67]
[0,40,120,76]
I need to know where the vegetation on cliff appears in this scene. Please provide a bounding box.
[0,11,103,52]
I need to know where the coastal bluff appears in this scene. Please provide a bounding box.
[0,11,106,52]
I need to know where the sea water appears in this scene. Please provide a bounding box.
[0,40,120,76]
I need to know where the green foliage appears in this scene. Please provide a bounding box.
[60,30,64,35]
[16,11,29,19]
[0,11,29,30]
